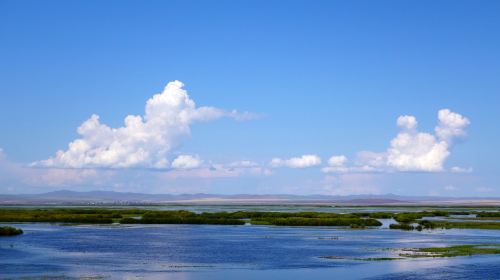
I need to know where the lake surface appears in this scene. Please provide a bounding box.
[2,220,500,279]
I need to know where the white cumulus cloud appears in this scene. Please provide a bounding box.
[171,155,202,169]
[397,115,418,131]
[34,81,254,169]
[386,129,450,172]
[435,109,470,143]
[450,166,473,173]
[270,154,322,168]
[321,155,349,173]
[325,109,470,173]
[386,109,469,172]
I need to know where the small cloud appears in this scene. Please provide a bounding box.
[397,115,418,131]
[327,155,347,166]
[171,155,202,169]
[270,154,322,168]
[229,160,259,168]
[435,109,470,144]
[450,166,473,173]
[164,161,271,178]
[321,155,349,173]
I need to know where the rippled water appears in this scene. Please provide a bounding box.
[1,222,500,279]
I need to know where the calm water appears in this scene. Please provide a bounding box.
[1,221,500,279]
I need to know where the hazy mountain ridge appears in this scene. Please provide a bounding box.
[0,190,499,206]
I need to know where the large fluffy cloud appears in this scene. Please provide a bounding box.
[270,154,322,168]
[323,109,470,173]
[386,109,469,172]
[34,81,255,169]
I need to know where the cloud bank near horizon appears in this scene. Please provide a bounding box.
[0,80,475,196]
[270,154,322,168]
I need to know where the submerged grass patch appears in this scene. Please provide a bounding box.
[321,244,500,262]
[352,257,404,261]
[399,244,500,258]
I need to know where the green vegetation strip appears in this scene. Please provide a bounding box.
[477,212,500,218]
[321,244,500,261]
[0,208,499,228]
[399,244,500,258]
[250,217,381,227]
[0,208,381,227]
[419,220,500,230]
[0,226,23,236]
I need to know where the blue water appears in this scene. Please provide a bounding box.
[1,222,500,279]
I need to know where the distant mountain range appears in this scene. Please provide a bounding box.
[0,190,499,206]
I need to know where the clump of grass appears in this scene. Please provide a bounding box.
[0,226,23,236]
[418,220,500,230]
[352,257,404,261]
[400,244,500,258]
[476,211,500,218]
[322,244,500,261]
[250,217,381,227]
[394,211,449,224]
[319,256,345,259]
[120,216,245,225]
[389,223,422,231]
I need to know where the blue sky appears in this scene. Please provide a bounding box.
[1,0,499,196]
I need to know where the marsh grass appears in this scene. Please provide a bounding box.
[1,208,499,228]
[250,217,382,227]
[418,220,500,230]
[0,226,23,236]
[399,244,500,258]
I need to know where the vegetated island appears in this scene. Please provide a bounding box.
[0,226,23,236]
[389,211,500,230]
[0,208,500,230]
